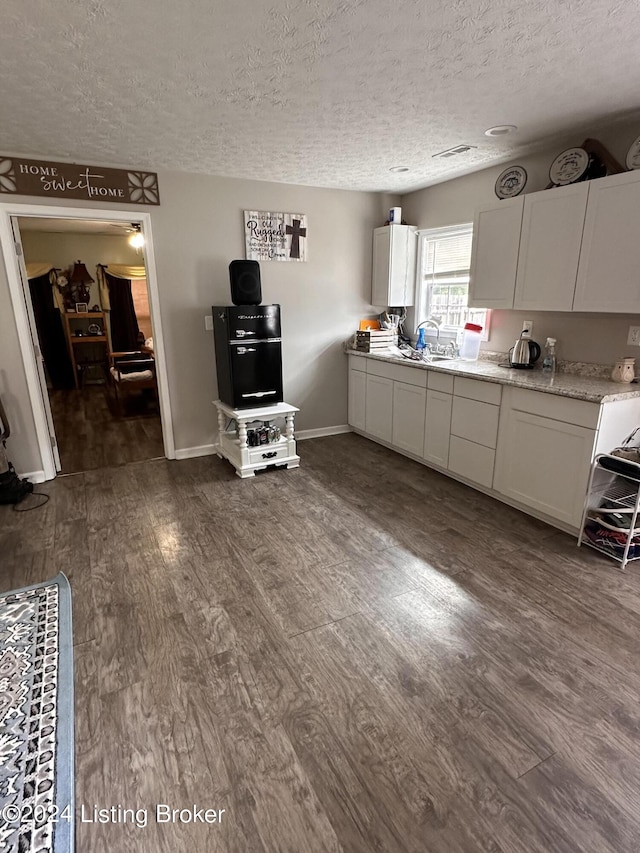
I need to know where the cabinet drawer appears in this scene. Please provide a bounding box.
[451,397,499,448]
[454,376,502,405]
[448,436,495,489]
[349,354,367,373]
[506,387,599,429]
[427,371,454,394]
[248,442,291,464]
[367,359,427,388]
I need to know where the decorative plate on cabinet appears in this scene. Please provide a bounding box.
[494,165,527,199]
[626,135,640,170]
[549,147,590,185]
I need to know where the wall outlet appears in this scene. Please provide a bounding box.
[205,315,213,331]
[522,319,533,336]
[628,326,640,345]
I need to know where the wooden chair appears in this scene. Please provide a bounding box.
[109,351,158,416]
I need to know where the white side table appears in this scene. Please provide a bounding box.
[213,400,300,478]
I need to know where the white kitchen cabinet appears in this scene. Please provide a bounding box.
[365,374,393,442]
[494,407,597,529]
[348,361,367,431]
[448,436,496,489]
[372,225,417,307]
[573,170,640,313]
[468,196,524,309]
[392,381,426,456]
[451,396,499,449]
[423,389,452,467]
[514,183,588,312]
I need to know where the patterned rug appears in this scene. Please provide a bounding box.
[0,574,73,853]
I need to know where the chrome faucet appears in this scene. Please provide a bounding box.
[416,318,441,343]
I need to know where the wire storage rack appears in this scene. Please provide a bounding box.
[578,453,640,570]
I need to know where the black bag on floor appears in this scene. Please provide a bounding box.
[0,460,33,505]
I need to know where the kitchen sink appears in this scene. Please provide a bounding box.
[425,355,458,362]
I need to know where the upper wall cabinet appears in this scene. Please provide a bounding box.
[573,170,640,313]
[372,225,417,307]
[468,196,524,309]
[514,183,589,312]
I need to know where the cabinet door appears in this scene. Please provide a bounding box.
[348,365,367,430]
[423,389,452,467]
[450,397,499,449]
[573,171,640,312]
[514,184,588,311]
[494,408,596,528]
[448,436,495,488]
[365,374,393,442]
[372,226,416,307]
[392,381,426,456]
[468,196,524,309]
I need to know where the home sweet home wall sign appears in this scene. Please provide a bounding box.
[244,210,307,262]
[0,156,160,204]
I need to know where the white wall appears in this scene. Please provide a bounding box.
[401,119,640,365]
[0,172,395,475]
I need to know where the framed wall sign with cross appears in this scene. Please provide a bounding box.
[244,211,307,262]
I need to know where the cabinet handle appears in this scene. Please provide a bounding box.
[262,451,277,459]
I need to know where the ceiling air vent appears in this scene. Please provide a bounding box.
[433,145,477,159]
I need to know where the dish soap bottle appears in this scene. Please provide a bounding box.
[416,327,427,354]
[542,337,557,374]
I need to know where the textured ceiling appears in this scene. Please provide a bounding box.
[1,0,639,192]
[17,217,133,236]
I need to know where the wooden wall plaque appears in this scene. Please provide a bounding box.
[0,156,160,205]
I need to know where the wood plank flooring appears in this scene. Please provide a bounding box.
[2,432,640,851]
[50,386,163,474]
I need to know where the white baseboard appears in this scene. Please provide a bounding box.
[296,424,352,441]
[21,470,46,484]
[174,444,218,460]
[175,427,352,458]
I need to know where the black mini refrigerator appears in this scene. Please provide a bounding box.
[213,304,283,409]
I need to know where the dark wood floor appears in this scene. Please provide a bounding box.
[2,433,640,851]
[50,386,163,474]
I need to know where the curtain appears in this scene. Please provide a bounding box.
[27,271,75,390]
[105,271,141,351]
[96,264,146,311]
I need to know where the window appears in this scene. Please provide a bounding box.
[416,224,489,338]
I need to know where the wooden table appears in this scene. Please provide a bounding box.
[213,400,300,478]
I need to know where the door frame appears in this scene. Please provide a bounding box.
[0,202,175,479]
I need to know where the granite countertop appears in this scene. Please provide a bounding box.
[346,349,640,403]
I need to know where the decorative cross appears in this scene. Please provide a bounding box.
[285,218,306,259]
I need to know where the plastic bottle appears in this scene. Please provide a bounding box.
[459,322,483,361]
[416,328,427,353]
[542,337,557,374]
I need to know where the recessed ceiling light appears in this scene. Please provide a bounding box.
[484,125,518,137]
[389,166,409,173]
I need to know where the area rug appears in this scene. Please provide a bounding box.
[0,573,73,853]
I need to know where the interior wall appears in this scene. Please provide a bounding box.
[0,177,395,476]
[401,118,640,365]
[20,230,142,308]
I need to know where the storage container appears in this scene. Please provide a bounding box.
[459,322,483,361]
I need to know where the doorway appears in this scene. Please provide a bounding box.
[0,204,174,479]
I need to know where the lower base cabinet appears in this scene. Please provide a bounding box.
[423,389,452,467]
[493,408,596,529]
[392,381,426,456]
[365,374,394,442]
[348,365,366,431]
[448,436,496,489]
[347,354,639,533]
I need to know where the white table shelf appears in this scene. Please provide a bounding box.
[213,400,300,478]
